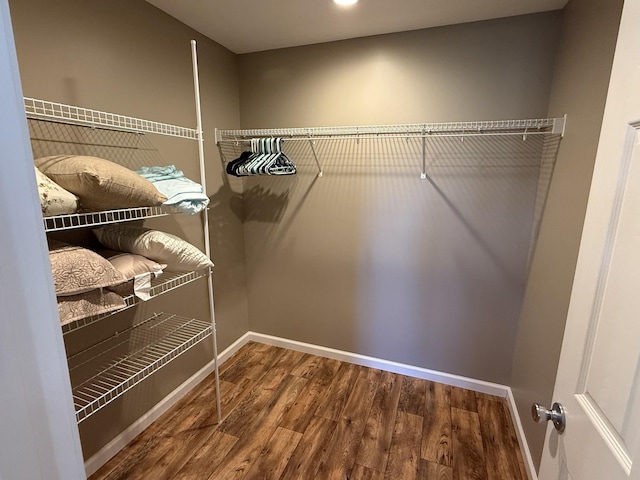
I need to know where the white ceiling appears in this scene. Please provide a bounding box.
[146,0,569,54]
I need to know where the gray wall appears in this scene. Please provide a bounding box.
[8,0,248,459]
[237,13,562,384]
[239,14,560,128]
[510,0,623,470]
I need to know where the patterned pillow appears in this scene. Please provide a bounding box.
[35,167,79,216]
[48,240,127,296]
[93,224,214,272]
[35,155,167,211]
[57,290,126,325]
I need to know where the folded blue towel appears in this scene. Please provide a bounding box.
[137,165,184,181]
[137,165,209,215]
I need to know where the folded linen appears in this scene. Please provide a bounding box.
[137,165,209,215]
[137,165,184,182]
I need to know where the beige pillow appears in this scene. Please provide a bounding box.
[35,155,167,211]
[93,224,214,272]
[57,290,126,325]
[105,252,166,296]
[48,240,127,296]
[35,166,79,216]
[106,252,166,279]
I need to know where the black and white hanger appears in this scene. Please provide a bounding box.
[227,137,297,177]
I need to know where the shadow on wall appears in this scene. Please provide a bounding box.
[207,173,300,265]
[216,133,559,286]
[214,142,297,222]
[348,133,562,377]
[224,133,562,382]
[213,141,322,263]
[420,133,561,285]
[243,184,291,223]
[28,119,166,169]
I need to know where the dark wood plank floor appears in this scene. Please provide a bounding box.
[90,342,527,480]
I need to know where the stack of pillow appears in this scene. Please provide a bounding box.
[49,240,125,325]
[37,155,214,325]
[49,240,171,325]
[35,154,168,214]
[49,227,214,325]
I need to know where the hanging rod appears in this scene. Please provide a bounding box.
[215,116,566,144]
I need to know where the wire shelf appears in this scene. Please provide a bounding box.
[43,206,172,232]
[68,312,212,423]
[61,269,210,334]
[32,42,223,428]
[24,97,198,140]
[216,117,565,143]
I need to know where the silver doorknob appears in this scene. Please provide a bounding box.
[531,402,566,433]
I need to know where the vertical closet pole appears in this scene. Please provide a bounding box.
[191,39,222,424]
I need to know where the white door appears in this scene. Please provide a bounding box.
[538,0,640,479]
[0,0,85,478]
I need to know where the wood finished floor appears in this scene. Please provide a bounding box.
[90,342,527,480]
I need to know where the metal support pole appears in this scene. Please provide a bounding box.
[191,39,222,424]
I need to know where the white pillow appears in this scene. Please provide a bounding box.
[35,167,79,216]
[93,225,214,272]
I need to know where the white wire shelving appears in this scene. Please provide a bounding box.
[215,117,566,142]
[61,269,210,334]
[27,41,223,428]
[215,116,566,179]
[68,312,212,423]
[43,206,172,232]
[24,97,198,139]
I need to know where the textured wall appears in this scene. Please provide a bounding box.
[510,0,623,470]
[236,13,562,384]
[8,0,248,459]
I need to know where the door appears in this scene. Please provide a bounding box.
[539,0,640,479]
[0,0,85,478]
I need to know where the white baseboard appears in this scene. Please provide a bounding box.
[247,332,509,397]
[85,331,537,480]
[83,332,252,477]
[505,388,538,480]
